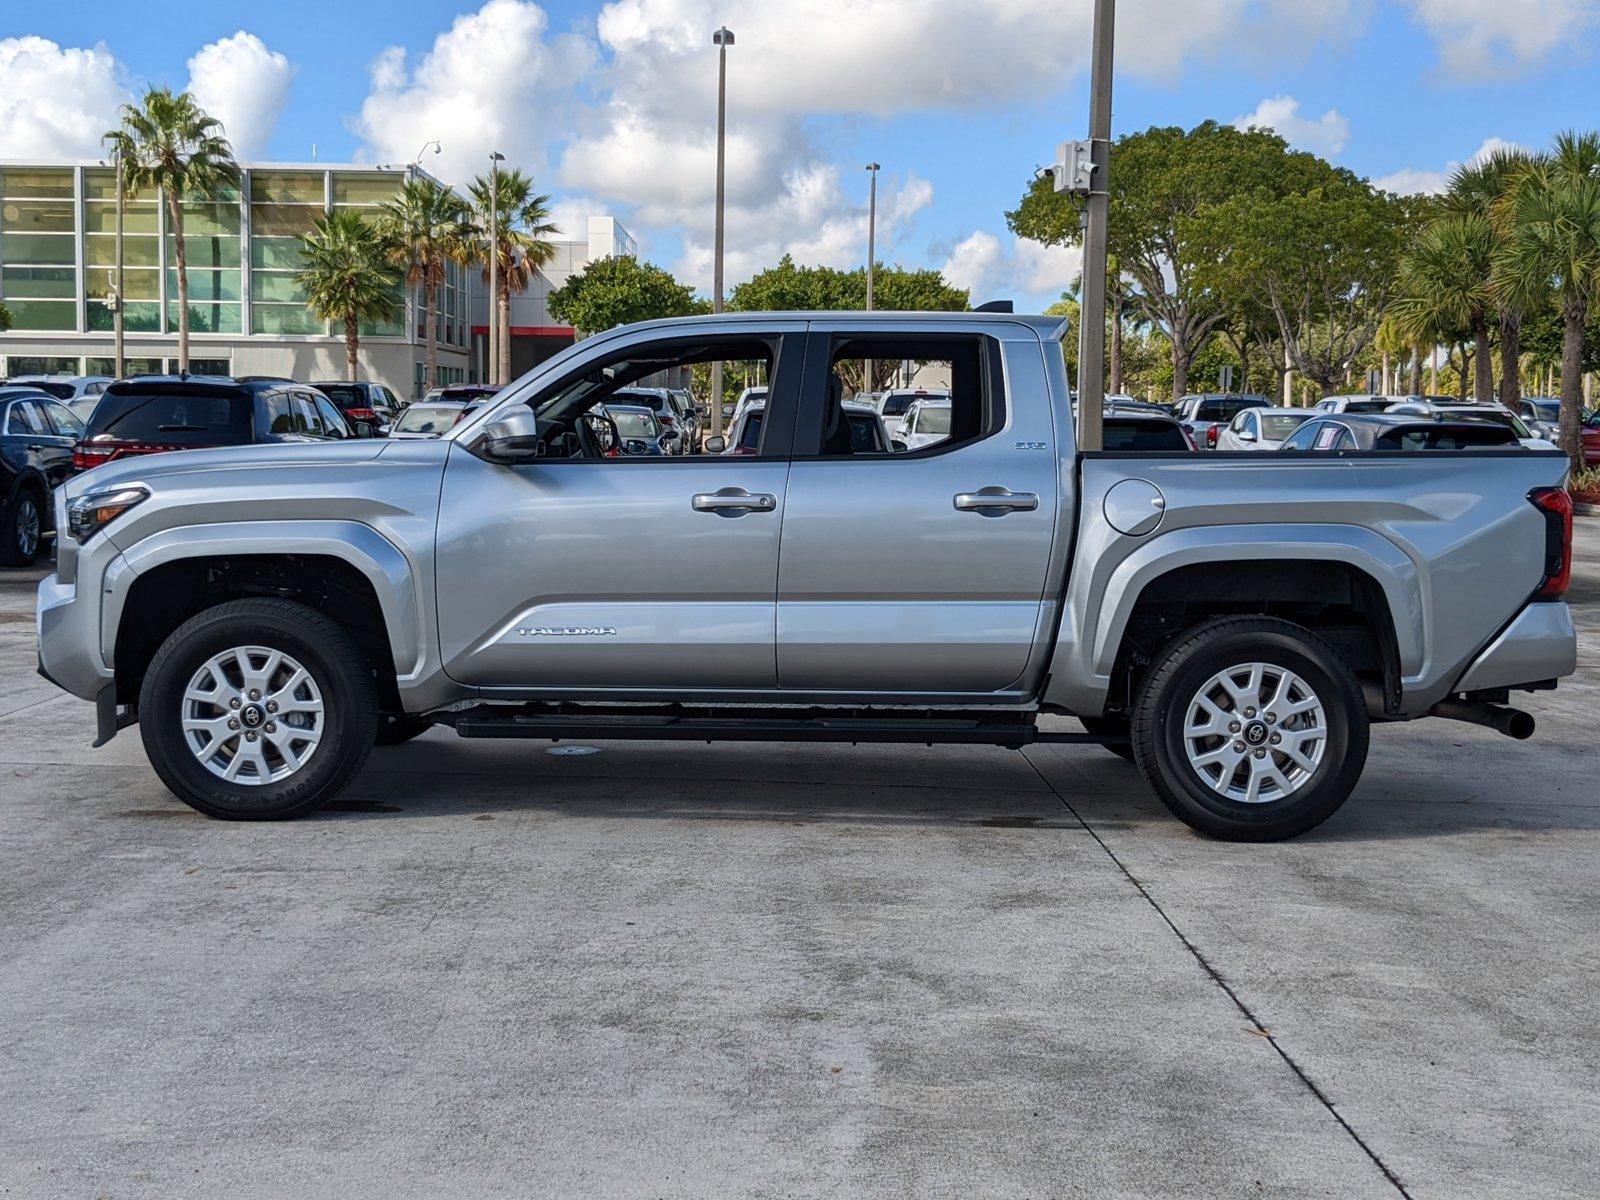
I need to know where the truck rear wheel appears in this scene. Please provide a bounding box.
[1130,617,1368,841]
[138,599,378,819]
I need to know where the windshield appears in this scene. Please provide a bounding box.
[1102,419,1187,451]
[394,405,463,434]
[1456,410,1529,437]
[1260,413,1311,439]
[1343,399,1391,414]
[912,406,951,434]
[315,384,367,408]
[85,388,251,444]
[1378,425,1517,450]
[613,391,670,414]
[1197,397,1265,421]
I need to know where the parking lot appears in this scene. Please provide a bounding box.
[0,521,1594,1198]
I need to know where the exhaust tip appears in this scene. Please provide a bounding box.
[1506,709,1535,740]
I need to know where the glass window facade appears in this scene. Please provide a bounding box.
[331,171,404,338]
[1,167,76,329]
[249,169,323,334]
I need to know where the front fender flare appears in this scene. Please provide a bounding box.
[106,520,426,680]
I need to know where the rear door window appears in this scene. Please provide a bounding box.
[6,399,48,435]
[292,393,327,437]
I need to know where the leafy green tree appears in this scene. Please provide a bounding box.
[0,301,11,333]
[1009,121,1332,399]
[1498,131,1600,469]
[103,87,238,373]
[379,176,472,392]
[548,255,705,334]
[467,170,560,385]
[729,254,967,313]
[1447,147,1538,405]
[295,210,401,382]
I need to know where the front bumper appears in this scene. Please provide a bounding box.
[36,571,113,702]
[1454,602,1577,693]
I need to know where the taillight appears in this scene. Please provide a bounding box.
[346,406,378,421]
[1528,487,1573,600]
[1206,425,1220,448]
[73,444,114,471]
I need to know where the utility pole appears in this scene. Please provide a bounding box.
[487,150,504,386]
[113,141,126,379]
[710,26,734,441]
[1076,0,1115,452]
[864,162,879,391]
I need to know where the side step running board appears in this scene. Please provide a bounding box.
[446,709,1120,748]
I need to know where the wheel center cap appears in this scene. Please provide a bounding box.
[1243,721,1269,746]
[240,704,265,729]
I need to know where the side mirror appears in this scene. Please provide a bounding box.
[1237,428,1257,443]
[704,435,727,454]
[477,407,541,463]
[891,439,909,453]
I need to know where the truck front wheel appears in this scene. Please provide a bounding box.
[138,599,379,819]
[1131,617,1369,841]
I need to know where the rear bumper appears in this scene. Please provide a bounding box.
[1454,602,1577,693]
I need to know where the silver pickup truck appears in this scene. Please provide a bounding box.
[36,312,1578,840]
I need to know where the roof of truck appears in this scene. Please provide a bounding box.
[612,310,1069,340]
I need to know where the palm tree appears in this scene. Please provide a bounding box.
[467,169,560,385]
[1390,212,1498,403]
[295,210,401,382]
[1447,147,1538,407]
[378,177,472,394]
[1498,131,1600,471]
[103,88,237,374]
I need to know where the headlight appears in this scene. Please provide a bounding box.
[66,487,149,544]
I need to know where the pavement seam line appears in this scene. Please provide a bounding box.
[1020,750,1413,1199]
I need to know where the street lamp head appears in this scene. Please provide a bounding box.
[489,151,506,162]
[712,26,734,45]
[865,162,880,172]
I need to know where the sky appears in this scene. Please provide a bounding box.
[2,0,1597,310]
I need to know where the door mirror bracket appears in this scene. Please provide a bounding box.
[475,408,543,463]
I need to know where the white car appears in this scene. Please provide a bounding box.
[877,387,949,428]
[387,400,482,439]
[1312,395,1398,415]
[1215,407,1314,451]
[723,398,889,455]
[894,397,953,451]
[1386,401,1555,450]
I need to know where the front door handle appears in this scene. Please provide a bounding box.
[692,488,777,515]
[953,487,1039,514]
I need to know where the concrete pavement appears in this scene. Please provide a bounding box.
[1,522,1596,1198]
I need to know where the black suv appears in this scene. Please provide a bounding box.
[1,387,84,564]
[75,377,354,473]
[308,380,404,437]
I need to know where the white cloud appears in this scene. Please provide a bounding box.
[186,32,293,160]
[354,0,594,185]
[1373,135,1531,194]
[0,36,131,158]
[938,231,1082,308]
[1400,0,1598,73]
[1233,95,1350,157]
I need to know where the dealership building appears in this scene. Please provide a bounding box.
[0,161,634,396]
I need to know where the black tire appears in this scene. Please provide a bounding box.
[1130,617,1368,842]
[374,714,432,746]
[138,598,379,820]
[0,484,45,566]
[1080,715,1135,762]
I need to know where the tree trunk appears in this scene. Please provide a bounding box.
[1472,318,1493,404]
[1409,346,1422,395]
[424,280,438,391]
[1108,292,1123,394]
[1559,297,1587,472]
[1170,341,1189,402]
[497,281,511,386]
[1456,344,1470,402]
[1496,312,1522,409]
[168,191,189,373]
[346,314,360,382]
[1380,351,1390,395]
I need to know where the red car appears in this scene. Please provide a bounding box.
[1584,412,1600,466]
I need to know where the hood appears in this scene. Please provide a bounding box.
[64,438,389,501]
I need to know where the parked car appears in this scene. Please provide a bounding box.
[1386,402,1553,449]
[722,385,767,425]
[308,380,404,438]
[1277,412,1522,451]
[599,403,675,456]
[1215,407,1314,451]
[34,310,1576,843]
[1515,398,1562,441]
[1174,394,1271,448]
[1,389,83,564]
[877,387,949,427]
[609,387,698,453]
[9,375,113,406]
[718,397,889,455]
[1312,395,1397,415]
[388,400,484,439]
[893,397,953,450]
[72,377,353,471]
[438,384,501,404]
[1101,413,1197,451]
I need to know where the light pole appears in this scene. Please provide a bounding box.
[487,150,504,386]
[1076,0,1115,452]
[864,162,879,391]
[112,142,125,379]
[414,139,441,168]
[710,25,734,440]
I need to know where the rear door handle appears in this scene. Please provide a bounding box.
[953,488,1039,513]
[692,488,777,515]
